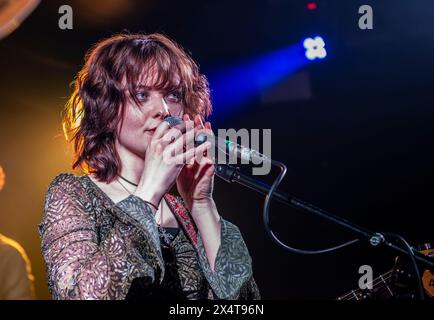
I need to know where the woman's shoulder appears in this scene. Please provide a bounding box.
[41,173,92,231]
[45,172,88,198]
[49,172,81,184]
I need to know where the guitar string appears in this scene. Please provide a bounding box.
[339,248,433,300]
[338,269,394,300]
[338,271,393,300]
[339,273,394,300]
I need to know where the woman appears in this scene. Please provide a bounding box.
[39,33,260,300]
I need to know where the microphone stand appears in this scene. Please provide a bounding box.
[215,163,434,273]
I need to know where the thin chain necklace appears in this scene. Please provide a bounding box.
[116,177,174,245]
[119,175,138,187]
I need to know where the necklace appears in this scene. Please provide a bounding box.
[116,178,174,245]
[119,175,138,187]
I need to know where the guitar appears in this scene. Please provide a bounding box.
[337,243,434,300]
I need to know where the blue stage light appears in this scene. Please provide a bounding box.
[207,37,327,122]
[303,36,327,60]
[208,45,307,120]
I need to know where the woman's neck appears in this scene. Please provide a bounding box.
[116,143,145,185]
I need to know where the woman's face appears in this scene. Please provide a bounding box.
[116,71,184,158]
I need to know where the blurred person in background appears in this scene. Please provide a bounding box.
[0,164,35,300]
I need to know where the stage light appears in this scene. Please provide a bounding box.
[0,0,40,40]
[208,44,308,120]
[303,36,327,60]
[208,37,328,120]
[307,2,318,10]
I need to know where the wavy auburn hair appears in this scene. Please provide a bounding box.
[63,33,212,183]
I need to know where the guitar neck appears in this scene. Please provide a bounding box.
[337,269,396,301]
[337,244,434,300]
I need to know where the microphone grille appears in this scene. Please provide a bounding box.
[163,116,183,127]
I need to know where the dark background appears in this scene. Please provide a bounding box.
[0,0,433,299]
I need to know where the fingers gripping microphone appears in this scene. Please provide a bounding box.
[196,132,271,165]
[164,116,271,165]
[163,115,183,128]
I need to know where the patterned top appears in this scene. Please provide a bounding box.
[39,173,260,300]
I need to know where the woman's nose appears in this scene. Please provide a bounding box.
[152,97,170,119]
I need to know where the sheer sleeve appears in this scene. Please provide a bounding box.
[195,217,261,300]
[39,174,156,300]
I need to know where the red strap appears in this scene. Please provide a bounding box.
[164,194,198,246]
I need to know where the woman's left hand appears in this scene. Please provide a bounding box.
[176,114,215,212]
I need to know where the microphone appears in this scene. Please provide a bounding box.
[163,115,183,128]
[163,116,271,165]
[195,132,271,165]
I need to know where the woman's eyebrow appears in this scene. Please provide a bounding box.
[133,82,182,93]
[134,84,152,90]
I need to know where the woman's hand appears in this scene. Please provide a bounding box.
[176,114,215,212]
[134,116,211,208]
[177,115,221,271]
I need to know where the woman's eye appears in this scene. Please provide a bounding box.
[166,92,181,103]
[135,91,148,101]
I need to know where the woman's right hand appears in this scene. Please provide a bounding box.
[133,117,211,208]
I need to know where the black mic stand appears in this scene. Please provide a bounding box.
[215,163,434,273]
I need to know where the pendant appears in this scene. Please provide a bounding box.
[158,225,174,246]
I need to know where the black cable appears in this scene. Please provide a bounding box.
[261,161,426,299]
[383,232,425,301]
[263,160,360,255]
